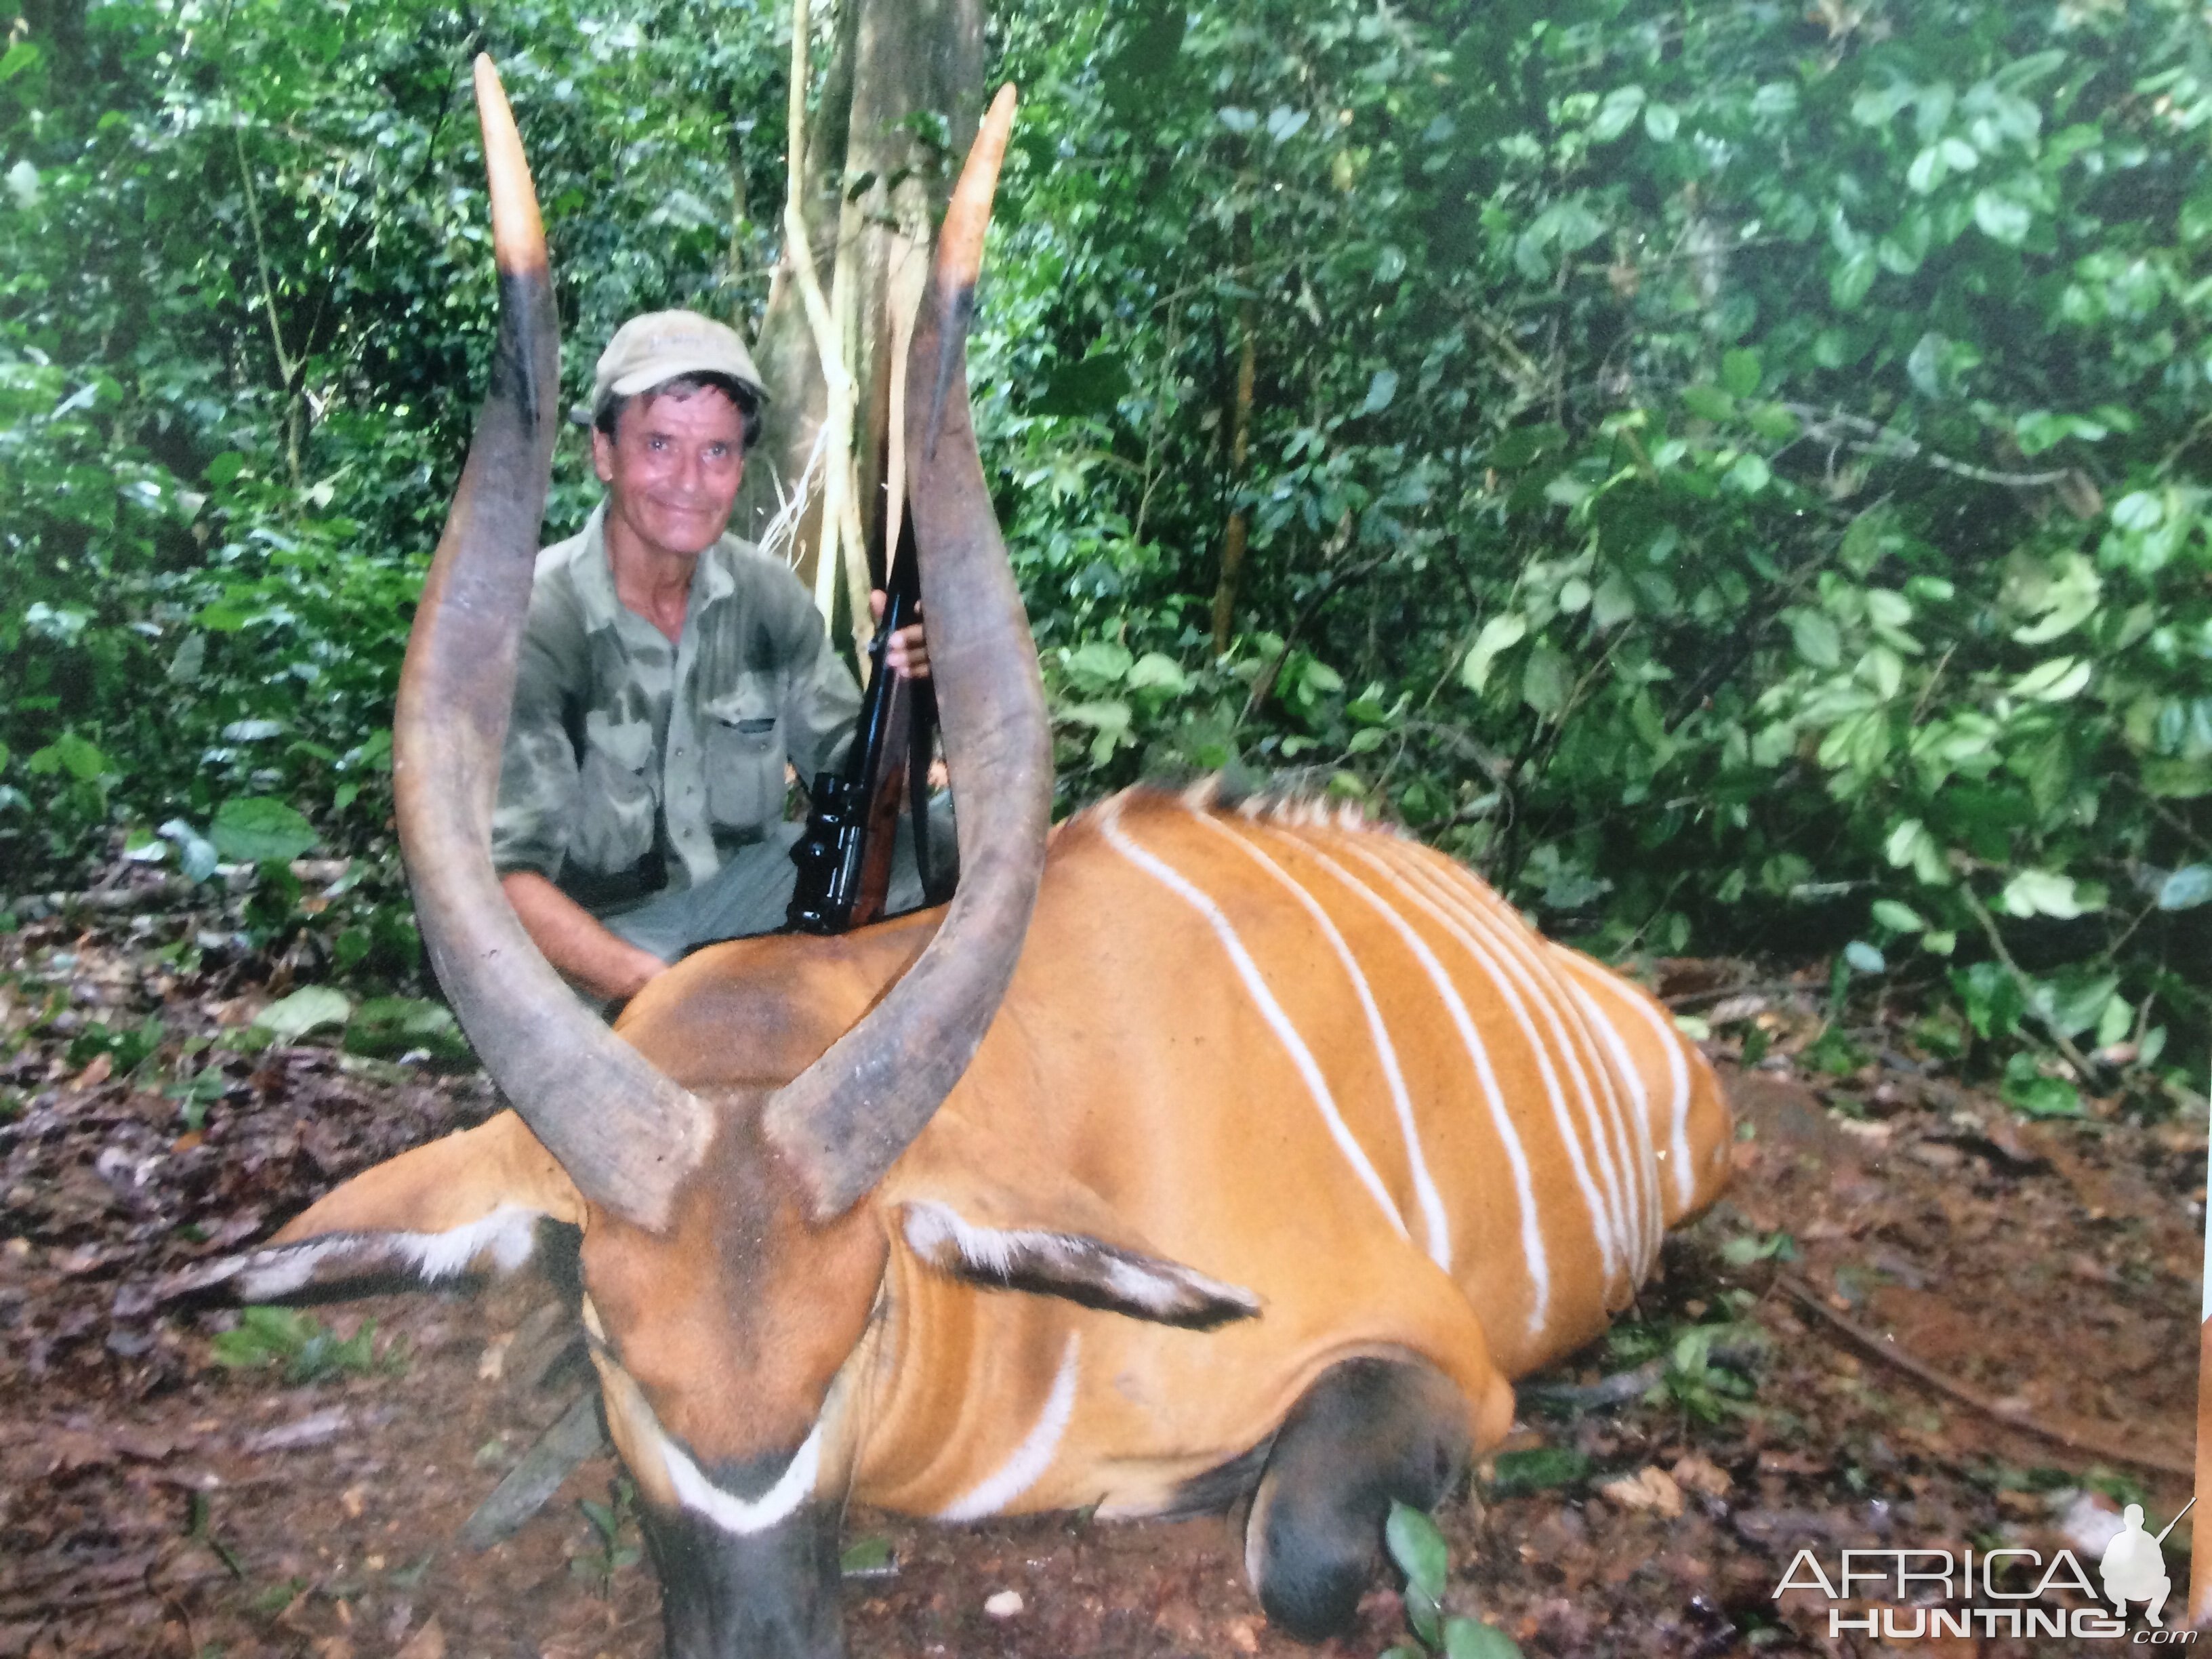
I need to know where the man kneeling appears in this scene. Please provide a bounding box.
[492,310,937,1006]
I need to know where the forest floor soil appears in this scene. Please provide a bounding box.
[1,909,2200,1658]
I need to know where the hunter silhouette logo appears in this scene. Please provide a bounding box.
[2100,1502,2186,1627]
[1774,1496,2197,1643]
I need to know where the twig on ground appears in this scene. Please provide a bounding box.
[1519,1336,1767,1409]
[1780,1277,2191,1480]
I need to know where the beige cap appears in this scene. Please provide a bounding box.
[590,309,766,419]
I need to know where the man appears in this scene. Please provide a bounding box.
[491,309,931,1006]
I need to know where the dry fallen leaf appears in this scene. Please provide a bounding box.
[394,1616,446,1659]
[73,1052,113,1088]
[1599,1467,1685,1518]
[1670,1453,1733,1498]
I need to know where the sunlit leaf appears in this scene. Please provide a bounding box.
[1461,613,1528,693]
[253,986,354,1043]
[2156,865,2212,910]
[210,796,317,862]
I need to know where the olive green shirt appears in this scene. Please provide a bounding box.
[490,504,860,908]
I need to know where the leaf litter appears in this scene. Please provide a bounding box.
[0,917,2198,1657]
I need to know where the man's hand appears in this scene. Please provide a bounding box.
[870,589,930,680]
[501,871,668,1006]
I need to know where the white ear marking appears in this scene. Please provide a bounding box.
[900,1200,1258,1324]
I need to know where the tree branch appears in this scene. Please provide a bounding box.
[1777,403,2073,488]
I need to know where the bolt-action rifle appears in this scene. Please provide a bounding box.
[785,523,948,933]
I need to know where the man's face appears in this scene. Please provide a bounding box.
[593,385,746,562]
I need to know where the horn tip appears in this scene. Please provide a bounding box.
[472,56,547,279]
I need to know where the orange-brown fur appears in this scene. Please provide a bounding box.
[267,790,1729,1523]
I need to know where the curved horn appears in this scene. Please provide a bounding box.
[765,85,1048,1221]
[393,56,710,1230]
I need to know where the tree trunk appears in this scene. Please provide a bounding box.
[736,0,986,630]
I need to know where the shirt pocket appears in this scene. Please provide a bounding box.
[571,710,658,875]
[703,686,784,837]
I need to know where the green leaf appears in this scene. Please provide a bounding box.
[1033,352,1130,419]
[839,1535,894,1576]
[1443,1618,1524,1659]
[1906,144,1946,194]
[158,818,220,884]
[1461,613,1528,692]
[1124,653,1187,695]
[52,733,108,783]
[2000,869,2095,919]
[1883,818,1949,884]
[1487,1446,1590,1495]
[2156,865,2212,910]
[1359,368,1400,415]
[1971,188,2030,245]
[1720,348,1762,397]
[1725,453,1771,494]
[1843,940,1887,974]
[1591,575,1637,630]
[1872,899,1925,933]
[1063,640,1134,686]
[1829,249,1876,310]
[253,986,354,1043]
[1589,84,1646,143]
[210,797,318,862]
[345,997,468,1061]
[1059,698,1132,735]
[1385,1501,1449,1602]
[1992,49,2067,92]
[1788,610,1841,670]
[2111,491,2164,531]
[1521,642,1572,718]
[1681,384,1735,422]
[2007,657,2090,703]
[1643,101,1679,142]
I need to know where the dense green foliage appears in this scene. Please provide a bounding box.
[4,0,2207,1109]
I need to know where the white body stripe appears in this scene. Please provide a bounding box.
[1189,810,1454,1272]
[936,1334,1081,1521]
[1099,800,1408,1239]
[1254,827,1551,1335]
[1374,846,1659,1273]
[1332,842,1629,1291]
[1557,951,1696,1212]
[1555,973,1658,1230]
[663,1420,823,1537]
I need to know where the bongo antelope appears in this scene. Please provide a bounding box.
[201,64,1732,1659]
